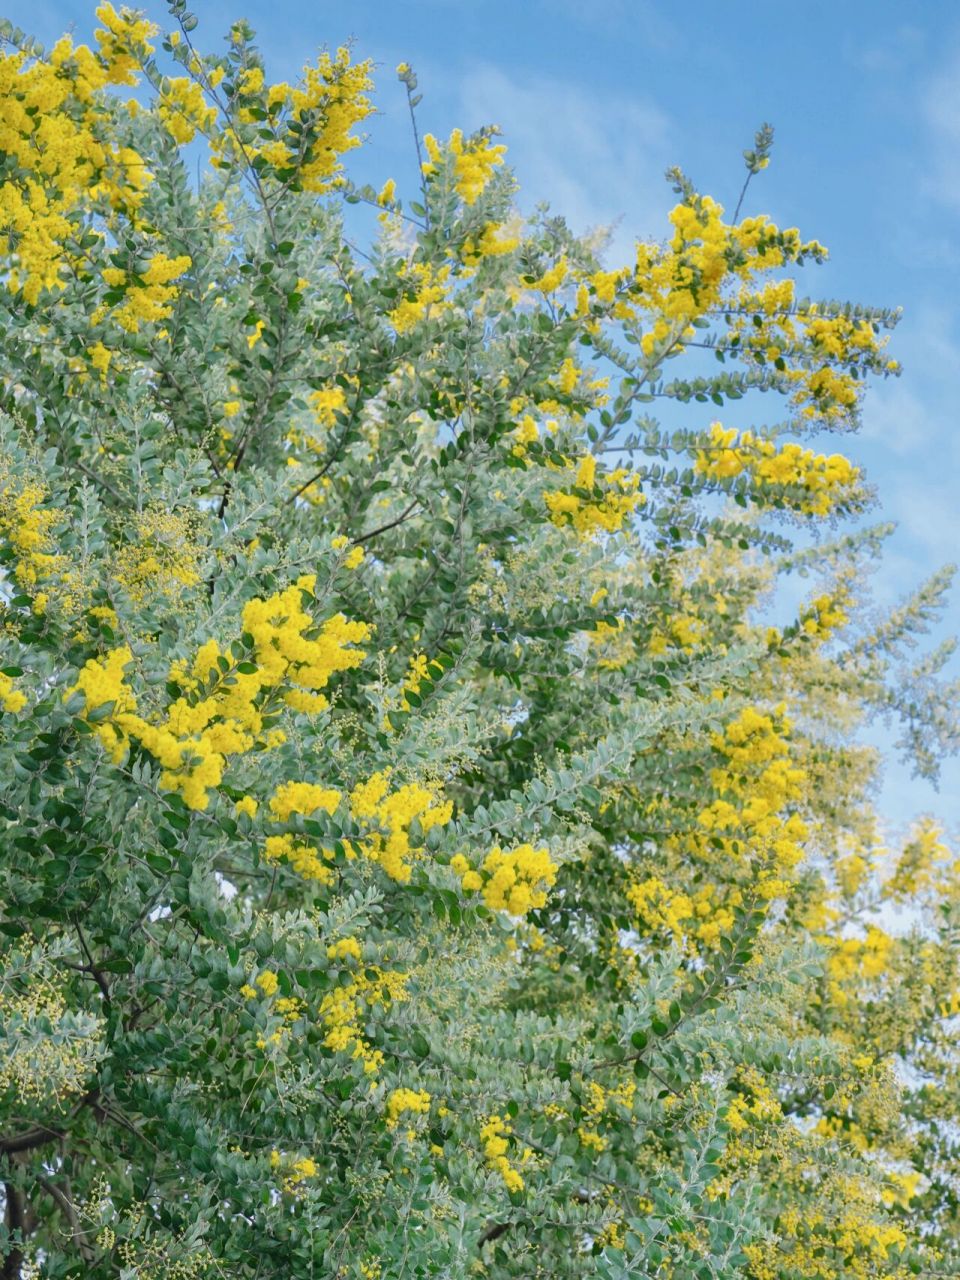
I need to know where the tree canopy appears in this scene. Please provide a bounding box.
[1,5,959,1277]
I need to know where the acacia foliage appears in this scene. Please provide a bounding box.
[1,5,960,1278]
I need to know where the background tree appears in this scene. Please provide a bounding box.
[0,5,959,1277]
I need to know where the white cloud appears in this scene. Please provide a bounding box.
[893,480,960,564]
[457,65,674,264]
[524,0,677,46]
[862,378,933,457]
[852,24,926,75]
[862,303,960,460]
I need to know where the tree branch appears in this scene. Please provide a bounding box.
[0,1127,62,1156]
[2,1183,24,1280]
[38,1178,95,1264]
[353,498,420,545]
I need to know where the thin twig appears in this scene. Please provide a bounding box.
[353,498,420,545]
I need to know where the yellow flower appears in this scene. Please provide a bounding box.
[87,341,112,380]
[327,937,362,962]
[530,256,568,294]
[386,1087,431,1128]
[255,970,279,996]
[308,385,347,427]
[0,673,27,714]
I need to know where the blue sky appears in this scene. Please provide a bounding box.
[9,0,960,832]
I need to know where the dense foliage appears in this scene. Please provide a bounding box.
[1,5,959,1277]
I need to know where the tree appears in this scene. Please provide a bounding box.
[0,5,959,1277]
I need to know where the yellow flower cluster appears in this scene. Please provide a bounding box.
[578,1081,609,1153]
[544,454,644,538]
[727,285,889,423]
[697,705,809,895]
[112,505,202,603]
[833,841,871,899]
[511,414,540,457]
[281,48,373,190]
[880,1171,921,1210]
[804,312,883,361]
[589,618,636,671]
[800,366,860,419]
[65,580,369,810]
[241,970,305,1048]
[628,876,693,942]
[234,795,258,819]
[308,385,347,427]
[387,261,451,334]
[243,577,370,713]
[0,472,63,602]
[647,611,708,657]
[576,1079,635,1153]
[451,843,558,915]
[889,820,949,899]
[480,1114,525,1193]
[65,644,140,763]
[724,1066,784,1135]
[0,673,27,714]
[269,781,341,823]
[87,340,113,382]
[319,964,408,1075]
[556,357,579,395]
[422,127,506,204]
[0,15,156,304]
[270,1148,318,1193]
[349,771,453,882]
[696,422,860,515]
[400,651,430,711]
[585,267,628,307]
[632,197,825,356]
[385,1087,431,1128]
[745,1186,907,1280]
[329,535,364,570]
[461,221,520,266]
[626,876,740,952]
[530,256,568,295]
[264,831,342,884]
[262,783,343,883]
[327,936,362,962]
[94,3,156,83]
[157,76,218,146]
[100,253,193,333]
[212,47,373,194]
[826,925,893,1001]
[800,592,849,640]
[255,969,278,996]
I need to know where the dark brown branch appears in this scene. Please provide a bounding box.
[0,1127,63,1156]
[0,1082,102,1157]
[75,459,125,505]
[37,1179,95,1264]
[353,498,420,546]
[2,1183,24,1279]
[74,924,111,1011]
[478,1219,515,1248]
[285,424,353,504]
